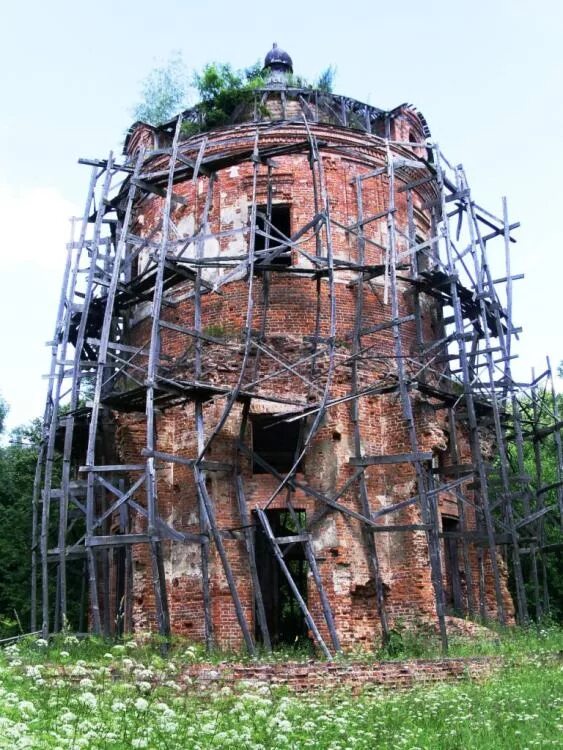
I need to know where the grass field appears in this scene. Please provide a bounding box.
[0,626,561,749]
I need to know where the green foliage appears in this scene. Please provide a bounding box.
[378,617,441,658]
[192,61,267,129]
[0,395,7,435]
[0,634,562,748]
[10,417,43,447]
[504,389,563,621]
[12,622,561,666]
[284,66,336,92]
[0,421,39,636]
[372,619,563,661]
[0,405,82,638]
[132,52,190,126]
[315,65,336,93]
[132,55,337,133]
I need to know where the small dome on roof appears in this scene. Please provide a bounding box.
[264,43,293,73]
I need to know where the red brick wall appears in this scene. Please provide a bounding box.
[112,116,514,649]
[179,655,504,693]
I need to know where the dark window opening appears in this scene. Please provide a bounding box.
[254,204,292,268]
[253,509,309,646]
[384,117,395,140]
[442,515,464,615]
[373,118,387,138]
[251,414,301,474]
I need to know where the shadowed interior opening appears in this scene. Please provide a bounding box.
[251,414,301,474]
[254,204,292,267]
[253,508,309,646]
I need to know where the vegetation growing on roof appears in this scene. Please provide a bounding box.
[182,61,336,135]
[189,61,268,131]
[313,65,336,93]
[131,53,336,131]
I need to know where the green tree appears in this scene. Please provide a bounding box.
[0,409,87,637]
[315,65,336,93]
[504,389,563,621]
[0,395,7,434]
[0,411,39,635]
[192,61,266,129]
[132,56,336,130]
[132,52,191,126]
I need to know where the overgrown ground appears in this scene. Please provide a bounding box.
[0,626,561,749]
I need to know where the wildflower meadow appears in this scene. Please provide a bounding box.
[0,627,561,749]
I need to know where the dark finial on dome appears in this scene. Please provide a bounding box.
[264,42,293,74]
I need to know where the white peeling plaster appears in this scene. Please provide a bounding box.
[177,213,196,238]
[311,515,338,554]
[165,540,202,580]
[172,201,248,286]
[332,567,352,595]
[163,507,202,579]
[249,400,302,415]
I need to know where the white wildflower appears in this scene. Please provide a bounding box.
[24,665,42,679]
[17,701,35,716]
[78,691,97,709]
[134,697,149,711]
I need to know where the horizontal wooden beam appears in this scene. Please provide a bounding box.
[515,504,557,529]
[537,480,563,496]
[370,524,431,533]
[141,448,232,472]
[350,452,433,466]
[86,534,155,548]
[79,464,145,472]
[274,533,310,545]
[132,178,188,206]
[532,420,563,442]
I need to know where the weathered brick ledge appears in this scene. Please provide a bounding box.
[180,655,507,693]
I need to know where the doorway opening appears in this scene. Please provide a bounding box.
[253,508,308,646]
[442,515,464,615]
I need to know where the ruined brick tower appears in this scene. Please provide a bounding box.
[37,45,529,653]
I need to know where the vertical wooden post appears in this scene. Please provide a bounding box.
[144,119,185,640]
[386,144,448,651]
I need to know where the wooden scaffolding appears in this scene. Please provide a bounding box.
[31,91,563,654]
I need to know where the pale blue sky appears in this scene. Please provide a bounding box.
[1,0,562,432]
